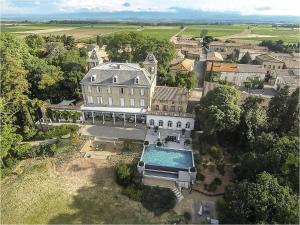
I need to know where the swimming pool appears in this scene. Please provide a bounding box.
[141,145,193,170]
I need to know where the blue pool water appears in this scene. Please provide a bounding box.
[142,145,193,169]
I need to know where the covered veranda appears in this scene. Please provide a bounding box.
[81,106,147,127]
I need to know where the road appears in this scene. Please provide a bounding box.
[194,58,206,88]
[80,125,147,140]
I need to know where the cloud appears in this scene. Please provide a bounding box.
[255,6,273,11]
[122,2,130,7]
[1,0,299,16]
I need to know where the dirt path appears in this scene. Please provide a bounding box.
[170,26,187,41]
[16,27,79,34]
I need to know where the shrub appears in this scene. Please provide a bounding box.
[208,146,224,162]
[183,212,192,223]
[115,163,135,187]
[141,186,176,215]
[208,164,215,172]
[122,185,143,201]
[157,141,162,147]
[35,124,80,140]
[70,133,80,144]
[14,144,32,159]
[193,153,201,164]
[213,177,222,186]
[122,140,139,152]
[138,161,144,167]
[49,144,57,156]
[6,158,17,168]
[197,173,205,181]
[144,141,149,146]
[216,163,226,176]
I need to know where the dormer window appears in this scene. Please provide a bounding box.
[91,75,96,82]
[113,75,118,83]
[135,76,140,84]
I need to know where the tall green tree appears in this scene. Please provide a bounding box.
[268,87,299,135]
[239,96,267,143]
[219,172,299,224]
[239,52,252,64]
[196,86,241,134]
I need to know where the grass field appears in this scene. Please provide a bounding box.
[182,24,247,37]
[135,26,181,40]
[0,141,177,224]
[249,25,300,43]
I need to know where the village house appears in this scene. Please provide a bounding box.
[255,54,285,71]
[172,36,201,49]
[209,41,252,53]
[273,69,300,93]
[269,52,300,69]
[206,62,266,86]
[147,86,194,130]
[206,51,224,62]
[238,48,269,60]
[170,58,194,73]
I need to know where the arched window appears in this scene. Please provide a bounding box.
[113,75,118,83]
[176,121,182,128]
[168,121,172,127]
[149,119,154,126]
[159,120,164,127]
[186,122,190,129]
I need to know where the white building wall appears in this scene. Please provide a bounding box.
[220,72,265,86]
[146,114,194,131]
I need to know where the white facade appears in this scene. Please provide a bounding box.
[146,114,194,131]
[220,71,265,86]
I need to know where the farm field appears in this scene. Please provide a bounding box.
[182,24,247,37]
[134,26,181,40]
[1,22,298,43]
[249,25,300,43]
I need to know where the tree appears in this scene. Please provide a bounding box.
[196,86,241,134]
[185,71,198,90]
[239,96,267,143]
[239,52,252,64]
[205,71,221,82]
[235,133,299,193]
[25,34,45,51]
[219,172,299,224]
[268,87,299,135]
[200,29,208,38]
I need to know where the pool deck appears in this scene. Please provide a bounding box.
[144,128,192,150]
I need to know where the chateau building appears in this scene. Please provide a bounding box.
[80,53,195,130]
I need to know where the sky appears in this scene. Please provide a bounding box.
[0,0,299,16]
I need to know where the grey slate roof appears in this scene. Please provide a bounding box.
[153,86,188,102]
[237,64,266,73]
[80,62,152,86]
[256,54,284,63]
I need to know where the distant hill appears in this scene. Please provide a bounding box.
[1,9,299,24]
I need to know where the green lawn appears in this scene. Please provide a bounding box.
[182,24,247,37]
